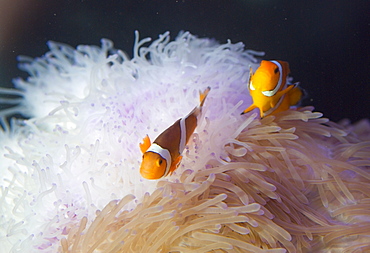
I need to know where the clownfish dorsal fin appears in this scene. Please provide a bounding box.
[139,135,151,153]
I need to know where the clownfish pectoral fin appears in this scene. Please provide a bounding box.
[269,85,294,109]
[241,104,257,115]
[288,86,303,106]
[269,84,297,108]
[199,87,211,107]
[169,155,183,175]
[139,135,151,153]
[274,84,295,100]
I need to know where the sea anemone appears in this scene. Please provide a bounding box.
[1,31,369,253]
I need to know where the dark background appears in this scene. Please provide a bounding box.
[0,0,368,122]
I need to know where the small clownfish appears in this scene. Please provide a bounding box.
[139,87,210,180]
[241,60,302,118]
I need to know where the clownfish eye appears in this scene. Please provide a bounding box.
[156,158,163,167]
[274,67,279,74]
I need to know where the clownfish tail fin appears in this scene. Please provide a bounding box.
[199,87,211,107]
[189,87,210,117]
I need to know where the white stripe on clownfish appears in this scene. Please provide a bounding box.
[261,60,284,97]
[145,143,172,178]
[179,116,187,154]
[261,60,289,116]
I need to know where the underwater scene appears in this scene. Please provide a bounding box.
[0,1,369,252]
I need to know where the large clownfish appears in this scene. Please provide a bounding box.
[241,60,302,118]
[139,87,210,180]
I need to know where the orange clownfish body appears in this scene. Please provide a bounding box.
[242,60,302,118]
[139,87,210,180]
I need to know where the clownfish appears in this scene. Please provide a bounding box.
[139,87,210,180]
[241,60,302,118]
